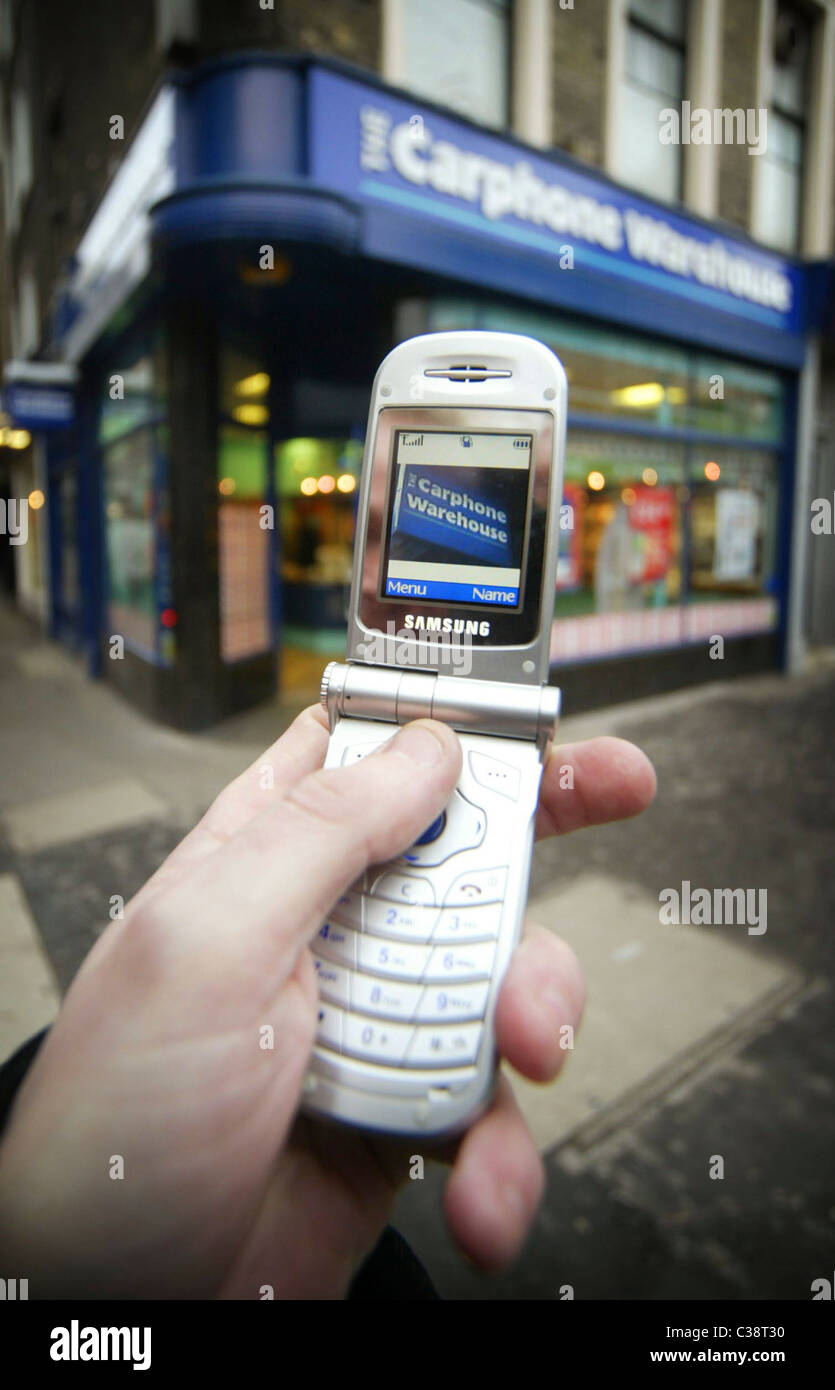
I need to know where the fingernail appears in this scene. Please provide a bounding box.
[386,722,446,766]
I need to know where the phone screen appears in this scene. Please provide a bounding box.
[381,430,533,609]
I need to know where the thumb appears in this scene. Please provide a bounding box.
[133,720,463,1016]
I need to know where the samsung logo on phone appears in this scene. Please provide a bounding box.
[404,615,491,636]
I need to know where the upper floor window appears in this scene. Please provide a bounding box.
[386,0,511,128]
[753,3,809,252]
[618,0,688,202]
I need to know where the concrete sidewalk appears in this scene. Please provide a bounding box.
[1,600,833,1298]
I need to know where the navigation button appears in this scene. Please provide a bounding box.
[400,790,486,868]
[414,812,446,846]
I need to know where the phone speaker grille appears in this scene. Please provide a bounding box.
[423,364,512,383]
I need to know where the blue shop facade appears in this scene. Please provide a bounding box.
[24,54,831,728]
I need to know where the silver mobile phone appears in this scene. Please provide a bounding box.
[302,331,567,1138]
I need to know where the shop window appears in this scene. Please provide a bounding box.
[102,428,157,657]
[389,0,511,128]
[217,424,271,664]
[752,3,809,252]
[688,446,779,600]
[556,430,686,621]
[99,336,170,664]
[99,355,159,446]
[617,0,688,202]
[556,332,689,429]
[275,435,363,646]
[691,356,786,442]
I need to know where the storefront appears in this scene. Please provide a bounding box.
[22,54,824,728]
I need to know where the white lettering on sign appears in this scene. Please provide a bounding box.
[359,107,792,316]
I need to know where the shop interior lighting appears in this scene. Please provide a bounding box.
[231,404,269,426]
[234,372,270,397]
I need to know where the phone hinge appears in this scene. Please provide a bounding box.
[321,662,560,756]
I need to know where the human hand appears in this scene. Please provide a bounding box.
[0,707,655,1298]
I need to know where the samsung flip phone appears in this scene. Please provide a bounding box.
[302,331,567,1138]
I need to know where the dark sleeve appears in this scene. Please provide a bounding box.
[347,1223,439,1300]
[0,1026,50,1137]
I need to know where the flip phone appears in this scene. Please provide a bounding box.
[302,331,567,1138]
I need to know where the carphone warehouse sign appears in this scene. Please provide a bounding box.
[309,69,800,333]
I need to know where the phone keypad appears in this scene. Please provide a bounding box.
[314,873,507,1067]
[313,733,521,1073]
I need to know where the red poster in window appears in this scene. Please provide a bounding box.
[627,487,675,584]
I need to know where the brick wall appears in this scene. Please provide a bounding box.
[200,0,381,69]
[4,0,162,354]
[550,0,607,166]
[716,0,760,232]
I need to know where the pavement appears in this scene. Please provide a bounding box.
[0,600,833,1300]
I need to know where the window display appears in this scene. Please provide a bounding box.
[275,435,362,644]
[102,429,157,657]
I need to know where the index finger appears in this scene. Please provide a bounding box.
[536,736,656,838]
